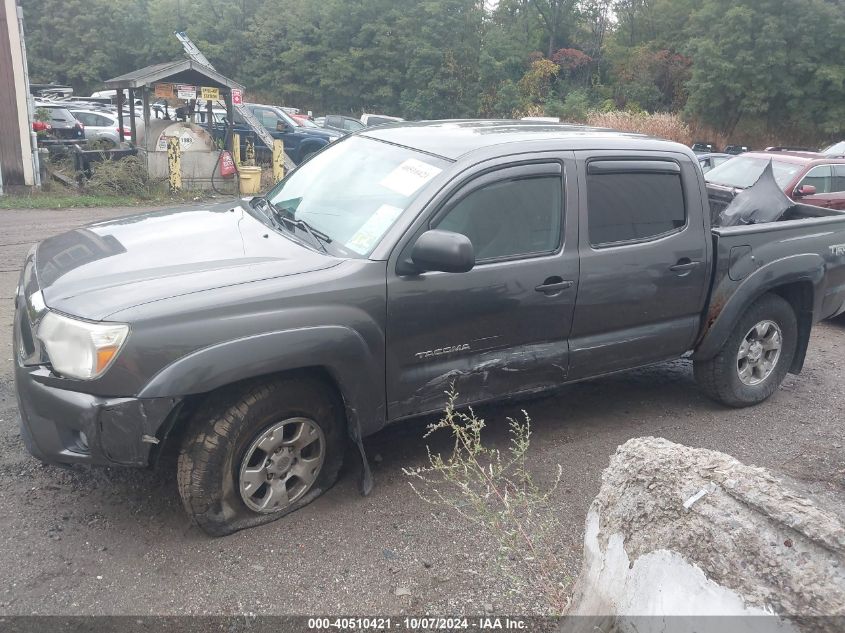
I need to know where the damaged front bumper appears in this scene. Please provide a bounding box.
[13,264,178,467]
[14,362,178,467]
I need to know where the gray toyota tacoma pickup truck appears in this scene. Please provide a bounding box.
[14,121,845,535]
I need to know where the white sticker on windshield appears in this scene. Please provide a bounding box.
[379,159,442,197]
[345,204,404,255]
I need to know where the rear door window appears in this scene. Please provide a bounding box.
[587,163,686,247]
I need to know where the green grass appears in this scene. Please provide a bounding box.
[0,190,216,210]
[0,193,136,209]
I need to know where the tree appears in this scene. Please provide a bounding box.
[531,0,578,56]
[518,58,560,104]
[18,0,844,145]
[684,0,845,140]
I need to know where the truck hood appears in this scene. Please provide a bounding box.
[35,202,339,320]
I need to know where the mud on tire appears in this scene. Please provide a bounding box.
[177,376,345,536]
[694,293,797,408]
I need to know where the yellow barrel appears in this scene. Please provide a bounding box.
[238,166,262,195]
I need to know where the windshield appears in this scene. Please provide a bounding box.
[275,108,298,127]
[267,136,449,257]
[295,118,318,128]
[705,156,802,189]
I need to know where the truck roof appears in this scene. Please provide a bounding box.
[359,119,682,160]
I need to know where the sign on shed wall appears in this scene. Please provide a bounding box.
[176,84,196,100]
[200,86,219,101]
[154,83,174,99]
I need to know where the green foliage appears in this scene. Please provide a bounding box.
[547,89,591,122]
[20,0,844,145]
[683,0,845,140]
[403,391,568,611]
[518,58,560,104]
[492,80,524,118]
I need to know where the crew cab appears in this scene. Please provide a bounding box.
[14,121,845,535]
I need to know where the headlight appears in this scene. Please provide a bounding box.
[37,311,129,380]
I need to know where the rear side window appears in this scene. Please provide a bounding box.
[49,109,74,123]
[71,112,93,125]
[587,168,686,247]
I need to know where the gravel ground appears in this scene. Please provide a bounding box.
[0,203,843,616]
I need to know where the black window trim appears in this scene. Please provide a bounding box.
[586,158,689,250]
[426,161,565,266]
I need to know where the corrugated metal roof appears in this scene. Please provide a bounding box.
[104,59,243,90]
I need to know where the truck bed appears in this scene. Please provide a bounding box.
[709,209,845,322]
[708,183,845,226]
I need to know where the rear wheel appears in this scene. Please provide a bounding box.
[177,376,345,536]
[694,293,797,407]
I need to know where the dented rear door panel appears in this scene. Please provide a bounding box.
[567,150,712,379]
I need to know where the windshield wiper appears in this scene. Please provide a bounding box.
[258,197,332,254]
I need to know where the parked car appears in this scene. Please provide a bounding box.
[68,109,129,147]
[360,113,404,127]
[319,114,366,135]
[206,103,341,164]
[691,141,716,154]
[724,145,749,155]
[705,151,845,210]
[14,121,845,535]
[765,146,815,152]
[291,113,314,126]
[292,116,320,129]
[697,152,733,173]
[36,105,85,141]
[90,89,143,108]
[820,141,845,157]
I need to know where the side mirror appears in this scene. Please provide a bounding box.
[794,184,817,197]
[408,230,474,274]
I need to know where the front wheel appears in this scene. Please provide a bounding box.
[694,293,797,407]
[177,377,345,536]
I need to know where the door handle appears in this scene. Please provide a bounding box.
[669,260,702,273]
[535,278,574,294]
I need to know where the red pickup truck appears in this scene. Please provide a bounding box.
[706,151,845,211]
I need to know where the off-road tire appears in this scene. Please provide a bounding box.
[177,377,345,536]
[694,293,797,408]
